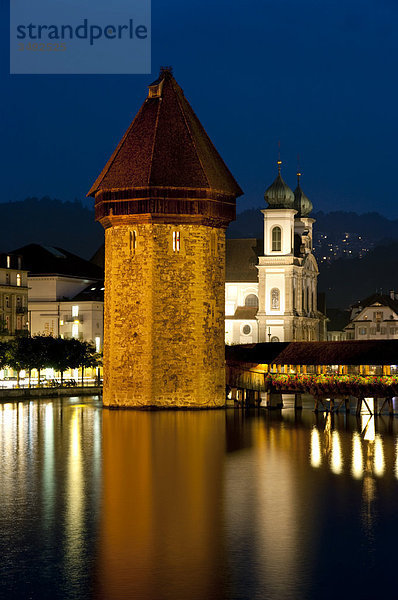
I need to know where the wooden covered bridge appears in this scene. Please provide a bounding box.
[225,340,398,414]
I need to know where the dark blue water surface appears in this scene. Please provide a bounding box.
[1,396,398,600]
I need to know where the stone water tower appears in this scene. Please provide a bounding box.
[88,67,242,407]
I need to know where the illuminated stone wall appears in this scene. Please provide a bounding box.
[103,219,226,407]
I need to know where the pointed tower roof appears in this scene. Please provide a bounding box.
[264,161,295,209]
[88,67,242,200]
[294,172,313,217]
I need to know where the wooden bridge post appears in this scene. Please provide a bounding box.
[356,397,363,416]
[344,398,350,414]
[294,393,302,410]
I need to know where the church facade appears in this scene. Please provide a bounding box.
[225,163,323,344]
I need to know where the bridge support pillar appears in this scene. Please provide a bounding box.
[294,393,302,410]
[266,392,283,410]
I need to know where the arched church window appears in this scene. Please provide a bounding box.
[245,294,259,308]
[271,226,282,251]
[271,336,280,342]
[271,288,280,310]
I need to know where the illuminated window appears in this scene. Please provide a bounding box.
[245,294,259,308]
[60,319,64,326]
[271,226,282,251]
[72,323,79,338]
[6,256,10,268]
[72,305,79,317]
[359,327,367,335]
[16,273,21,287]
[173,231,180,252]
[95,336,101,353]
[271,288,280,310]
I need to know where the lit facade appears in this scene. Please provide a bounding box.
[226,166,323,344]
[0,253,29,338]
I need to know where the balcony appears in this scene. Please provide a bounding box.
[64,316,84,323]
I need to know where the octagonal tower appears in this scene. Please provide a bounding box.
[88,68,242,407]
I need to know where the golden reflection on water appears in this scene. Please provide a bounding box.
[96,410,227,600]
[310,427,322,468]
[351,432,363,479]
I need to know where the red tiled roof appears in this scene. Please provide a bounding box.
[87,69,243,198]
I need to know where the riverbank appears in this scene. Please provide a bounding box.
[0,386,102,401]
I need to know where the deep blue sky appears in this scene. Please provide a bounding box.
[2,0,397,216]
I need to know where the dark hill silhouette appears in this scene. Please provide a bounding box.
[228,207,398,242]
[318,241,398,308]
[1,197,103,259]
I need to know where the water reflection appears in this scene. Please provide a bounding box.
[0,398,101,600]
[1,400,398,599]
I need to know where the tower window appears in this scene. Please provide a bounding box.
[16,274,21,287]
[130,230,138,254]
[271,288,280,310]
[245,294,259,308]
[271,226,282,252]
[72,305,79,317]
[173,231,180,252]
[6,256,10,269]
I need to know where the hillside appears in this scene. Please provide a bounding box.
[1,197,103,259]
[318,242,398,309]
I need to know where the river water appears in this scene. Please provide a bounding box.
[0,396,398,600]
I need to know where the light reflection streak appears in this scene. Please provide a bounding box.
[66,408,84,583]
[351,432,363,479]
[330,431,343,475]
[310,427,322,468]
[43,403,55,529]
[374,434,385,477]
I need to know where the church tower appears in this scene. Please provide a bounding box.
[88,68,242,407]
[256,162,320,342]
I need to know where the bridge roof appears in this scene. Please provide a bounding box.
[226,340,398,366]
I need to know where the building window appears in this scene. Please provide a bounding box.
[72,305,79,317]
[271,288,280,310]
[95,336,101,353]
[16,296,21,308]
[72,323,79,338]
[173,231,180,252]
[359,327,367,335]
[6,273,10,285]
[242,324,251,335]
[374,311,383,322]
[6,256,10,269]
[271,336,280,342]
[245,294,259,308]
[271,226,282,252]
[5,296,9,308]
[381,327,386,334]
[16,274,21,287]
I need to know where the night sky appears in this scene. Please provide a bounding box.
[2,0,397,216]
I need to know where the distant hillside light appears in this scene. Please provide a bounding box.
[87,67,242,408]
